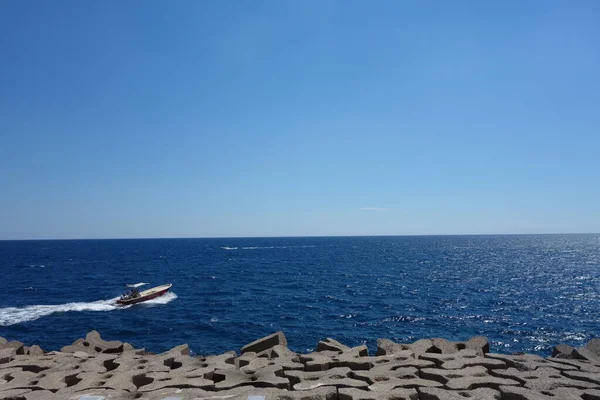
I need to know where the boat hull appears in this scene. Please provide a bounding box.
[116,284,171,305]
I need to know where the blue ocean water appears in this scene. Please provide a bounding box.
[0,235,598,356]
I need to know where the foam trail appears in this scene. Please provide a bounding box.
[140,292,177,305]
[0,297,121,327]
[0,292,177,326]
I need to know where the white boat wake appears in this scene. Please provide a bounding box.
[139,292,177,306]
[0,292,177,326]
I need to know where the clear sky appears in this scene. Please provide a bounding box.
[1,1,599,239]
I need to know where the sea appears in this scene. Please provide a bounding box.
[0,235,598,357]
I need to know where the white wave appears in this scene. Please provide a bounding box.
[127,282,148,288]
[221,247,238,250]
[240,245,317,250]
[140,292,177,305]
[0,292,178,326]
[0,297,121,327]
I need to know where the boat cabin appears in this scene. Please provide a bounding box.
[121,287,141,300]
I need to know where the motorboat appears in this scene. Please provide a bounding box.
[117,283,172,305]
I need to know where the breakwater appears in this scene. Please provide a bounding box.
[1,331,599,399]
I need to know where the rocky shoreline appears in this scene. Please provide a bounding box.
[1,331,599,399]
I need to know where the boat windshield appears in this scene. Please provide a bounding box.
[120,287,141,300]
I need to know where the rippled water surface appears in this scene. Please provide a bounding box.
[0,235,598,356]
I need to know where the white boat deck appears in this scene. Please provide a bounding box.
[139,284,172,296]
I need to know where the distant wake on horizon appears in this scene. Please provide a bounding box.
[0,292,178,326]
[220,245,317,250]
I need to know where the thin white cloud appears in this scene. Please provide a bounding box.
[359,207,389,212]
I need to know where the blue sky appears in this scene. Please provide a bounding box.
[1,1,599,239]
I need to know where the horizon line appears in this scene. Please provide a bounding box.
[1,232,598,242]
